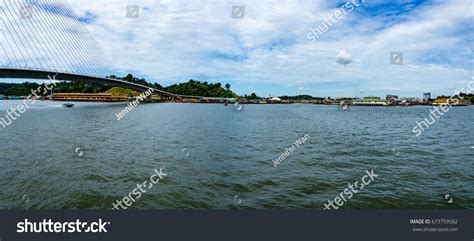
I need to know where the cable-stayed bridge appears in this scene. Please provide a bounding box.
[0,0,229,101]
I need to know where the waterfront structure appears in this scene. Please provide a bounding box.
[268,97,282,103]
[398,97,423,106]
[432,98,471,106]
[352,96,388,106]
[385,94,400,106]
[423,92,431,100]
[52,93,129,102]
[323,97,334,105]
[386,94,398,101]
[335,98,353,105]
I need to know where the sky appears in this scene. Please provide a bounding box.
[1,0,473,98]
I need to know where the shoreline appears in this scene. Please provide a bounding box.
[0,99,472,107]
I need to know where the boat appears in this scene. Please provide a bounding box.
[62,103,74,108]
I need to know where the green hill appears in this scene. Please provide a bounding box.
[0,74,238,98]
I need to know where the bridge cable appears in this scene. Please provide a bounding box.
[0,42,13,67]
[12,0,61,72]
[59,0,113,77]
[52,1,107,76]
[30,0,72,72]
[0,7,13,67]
[12,0,53,71]
[61,0,114,76]
[51,0,106,77]
[17,1,65,72]
[33,0,85,74]
[10,1,48,69]
[5,1,45,69]
[45,0,99,76]
[25,0,71,72]
[3,1,35,68]
[0,6,29,68]
[0,15,19,67]
[39,0,95,75]
[54,0,110,77]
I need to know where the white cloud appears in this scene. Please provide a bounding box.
[336,50,352,66]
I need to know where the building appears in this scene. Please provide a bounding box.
[423,92,431,100]
[352,96,388,106]
[386,94,398,101]
[323,97,334,105]
[364,96,381,100]
[433,98,471,106]
[267,97,282,104]
[335,98,353,105]
[52,93,129,102]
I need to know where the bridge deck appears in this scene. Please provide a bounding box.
[0,68,231,101]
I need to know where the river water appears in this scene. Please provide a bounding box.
[0,100,473,209]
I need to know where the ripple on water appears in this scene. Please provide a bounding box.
[0,103,473,209]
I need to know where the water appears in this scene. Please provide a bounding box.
[0,100,473,209]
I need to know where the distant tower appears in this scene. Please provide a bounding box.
[423,92,431,100]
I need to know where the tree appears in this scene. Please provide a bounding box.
[125,74,134,82]
[0,76,239,98]
[250,93,259,99]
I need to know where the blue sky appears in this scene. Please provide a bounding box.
[1,0,473,98]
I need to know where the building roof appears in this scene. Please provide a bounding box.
[363,96,381,100]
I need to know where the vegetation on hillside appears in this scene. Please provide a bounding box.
[107,74,163,90]
[242,93,261,99]
[457,93,474,102]
[0,82,40,96]
[0,74,238,98]
[107,74,237,97]
[0,83,19,94]
[438,93,474,102]
[53,82,110,93]
[0,82,109,96]
[165,80,237,98]
[278,95,324,100]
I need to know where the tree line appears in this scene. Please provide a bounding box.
[0,74,238,98]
